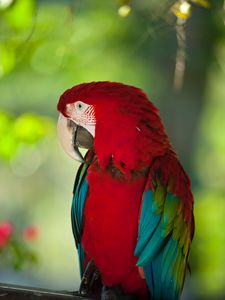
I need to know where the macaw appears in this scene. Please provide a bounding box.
[57,82,194,300]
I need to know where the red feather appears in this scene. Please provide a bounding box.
[82,159,149,297]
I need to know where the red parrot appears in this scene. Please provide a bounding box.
[57,82,194,300]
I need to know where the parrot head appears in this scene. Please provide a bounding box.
[57,81,171,172]
[57,92,96,163]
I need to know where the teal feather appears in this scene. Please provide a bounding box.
[135,179,191,300]
[134,191,161,257]
[137,223,165,266]
[161,239,179,285]
[151,253,163,299]
[71,162,89,278]
[77,243,85,277]
[144,263,154,297]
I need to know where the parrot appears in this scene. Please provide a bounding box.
[57,81,194,300]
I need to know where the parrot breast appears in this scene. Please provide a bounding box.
[81,159,149,297]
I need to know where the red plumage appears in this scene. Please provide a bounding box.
[58,82,170,170]
[82,159,149,297]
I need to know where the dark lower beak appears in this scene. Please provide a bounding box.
[72,123,94,162]
[73,124,94,149]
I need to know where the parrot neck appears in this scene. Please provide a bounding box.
[93,119,172,175]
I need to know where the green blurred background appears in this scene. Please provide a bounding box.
[0,0,225,299]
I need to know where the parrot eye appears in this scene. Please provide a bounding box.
[76,102,84,111]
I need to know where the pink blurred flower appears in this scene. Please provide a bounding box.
[23,226,39,241]
[0,222,13,248]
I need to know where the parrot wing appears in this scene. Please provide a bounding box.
[71,159,89,277]
[134,174,194,300]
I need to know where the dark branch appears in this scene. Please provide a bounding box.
[0,283,96,300]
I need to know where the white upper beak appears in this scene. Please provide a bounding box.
[57,113,84,162]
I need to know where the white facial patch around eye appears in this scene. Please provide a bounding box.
[66,101,89,123]
[65,101,96,137]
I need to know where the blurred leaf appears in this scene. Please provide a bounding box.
[0,111,12,133]
[3,0,35,30]
[0,111,18,160]
[0,111,54,161]
[0,225,39,271]
[192,192,225,296]
[191,0,210,8]
[13,113,46,144]
[10,241,25,270]
[0,133,18,160]
[0,43,15,77]
[27,251,38,264]
[195,43,225,191]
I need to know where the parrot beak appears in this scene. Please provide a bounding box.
[57,114,94,163]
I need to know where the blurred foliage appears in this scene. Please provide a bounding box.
[0,0,36,77]
[192,192,225,299]
[3,0,35,30]
[194,50,225,191]
[0,0,212,80]
[0,111,53,161]
[0,0,224,299]
[0,222,38,270]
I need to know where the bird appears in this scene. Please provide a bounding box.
[57,81,194,300]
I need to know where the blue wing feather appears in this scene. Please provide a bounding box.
[77,243,85,277]
[71,161,89,278]
[135,180,191,300]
